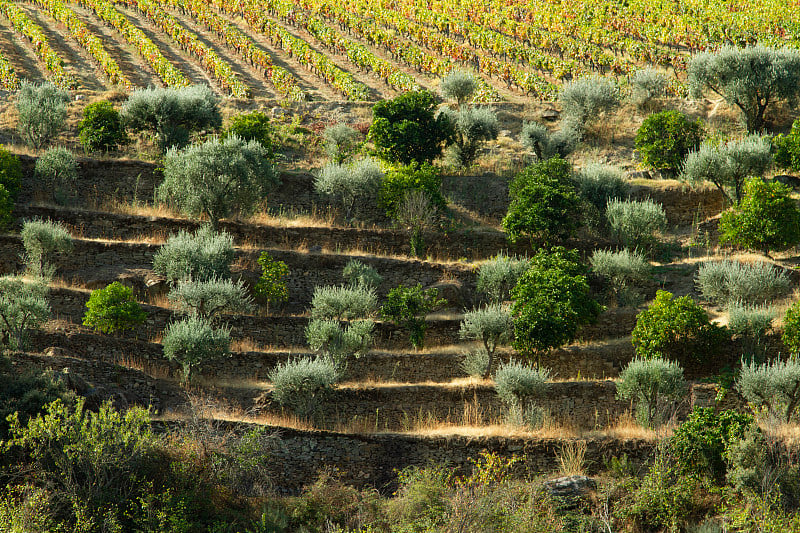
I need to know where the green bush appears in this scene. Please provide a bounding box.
[223,110,273,154]
[0,144,23,200]
[774,118,800,173]
[310,285,377,320]
[726,425,800,501]
[305,318,374,369]
[696,259,791,307]
[121,85,221,152]
[737,357,800,422]
[162,316,230,380]
[78,100,128,152]
[634,110,704,176]
[368,90,455,164]
[727,302,776,357]
[381,284,445,349]
[718,177,800,256]
[520,120,580,161]
[323,123,362,164]
[158,135,278,230]
[0,363,73,440]
[511,247,601,357]
[314,158,383,220]
[15,81,70,150]
[396,188,437,258]
[82,282,147,334]
[254,252,290,312]
[616,357,687,428]
[379,161,445,219]
[0,184,12,230]
[152,226,234,283]
[630,68,668,108]
[493,360,551,427]
[782,300,800,357]
[476,252,530,304]
[342,259,382,290]
[574,162,629,213]
[460,347,489,378]
[558,75,618,128]
[168,278,254,321]
[0,277,49,351]
[34,147,77,204]
[669,407,754,482]
[440,70,478,106]
[20,218,73,280]
[590,248,651,307]
[631,290,726,365]
[502,157,582,243]
[441,106,499,167]
[605,197,667,249]
[459,304,514,378]
[268,357,339,419]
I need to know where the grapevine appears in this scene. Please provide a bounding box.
[0,49,20,91]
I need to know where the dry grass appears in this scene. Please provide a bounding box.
[117,355,172,380]
[556,440,587,476]
[592,412,669,441]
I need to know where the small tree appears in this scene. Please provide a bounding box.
[718,177,800,257]
[630,68,669,109]
[520,121,580,161]
[152,226,234,284]
[459,304,514,379]
[696,260,790,307]
[20,219,73,280]
[78,100,128,152]
[682,135,773,204]
[688,45,800,132]
[511,247,601,358]
[558,76,618,129]
[269,357,339,419]
[781,300,800,357]
[314,158,383,221]
[0,185,11,230]
[590,248,651,307]
[223,110,273,154]
[493,360,551,428]
[440,70,478,107]
[616,357,687,428]
[381,284,446,349]
[379,162,446,219]
[502,157,581,244]
[0,144,23,200]
[158,135,278,230]
[737,358,800,422]
[162,316,230,380]
[168,278,254,322]
[441,106,499,167]
[254,252,289,313]
[476,253,530,304]
[605,198,667,250]
[323,123,362,164]
[82,282,147,334]
[342,259,382,290]
[727,303,776,359]
[574,162,629,214]
[634,110,704,177]
[396,189,436,258]
[774,118,800,173]
[0,277,49,352]
[121,85,221,152]
[34,147,78,205]
[305,318,374,370]
[16,81,70,150]
[368,90,455,164]
[310,285,377,321]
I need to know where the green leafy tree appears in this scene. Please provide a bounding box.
[158,135,278,230]
[774,118,800,173]
[0,277,49,352]
[459,304,514,379]
[719,177,800,257]
[223,110,273,155]
[82,282,147,334]
[379,161,446,219]
[368,90,455,164]
[152,226,234,284]
[510,247,601,358]
[631,290,726,366]
[78,100,128,152]
[254,252,290,313]
[0,144,23,200]
[0,184,12,230]
[502,157,581,244]
[688,44,800,132]
[15,81,70,150]
[616,357,687,428]
[782,300,800,357]
[381,284,446,349]
[162,316,230,380]
[20,219,73,280]
[634,110,704,177]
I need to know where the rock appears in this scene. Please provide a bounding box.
[626,170,652,180]
[307,245,323,253]
[543,475,597,507]
[44,346,68,357]
[427,279,466,308]
[773,175,800,189]
[271,106,287,119]
[53,367,92,395]
[541,108,560,121]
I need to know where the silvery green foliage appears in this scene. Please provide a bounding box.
[558,76,619,127]
[616,357,687,428]
[158,134,277,229]
[309,285,377,320]
[162,315,230,380]
[440,70,478,106]
[590,248,651,307]
[121,85,221,151]
[688,45,800,132]
[0,276,50,351]
[696,260,790,307]
[16,81,70,150]
[476,252,530,304]
[440,106,499,167]
[574,162,629,212]
[460,347,490,378]
[269,356,339,419]
[737,358,800,422]
[342,259,382,290]
[727,302,776,354]
[20,219,73,280]
[34,148,77,195]
[323,123,361,164]
[520,121,580,161]
[682,135,773,204]
[152,226,234,283]
[305,318,374,368]
[168,278,254,322]
[630,68,668,108]
[605,198,667,248]
[494,360,551,407]
[459,304,514,378]
[314,158,383,220]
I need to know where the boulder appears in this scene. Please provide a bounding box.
[427,279,467,308]
[543,475,597,507]
[773,175,800,189]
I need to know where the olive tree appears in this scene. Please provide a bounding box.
[152,226,234,284]
[440,70,478,107]
[440,106,499,167]
[157,135,278,230]
[314,158,383,221]
[616,357,687,428]
[168,278,255,322]
[0,277,50,352]
[16,81,70,150]
[558,76,618,130]
[520,121,580,161]
[688,45,800,132]
[459,304,514,379]
[737,358,800,422]
[162,316,230,381]
[20,219,73,280]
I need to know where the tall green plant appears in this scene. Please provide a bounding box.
[381,284,445,349]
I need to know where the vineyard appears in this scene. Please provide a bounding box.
[0,0,798,100]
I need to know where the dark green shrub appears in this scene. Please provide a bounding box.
[635,110,704,176]
[0,144,23,200]
[368,90,455,164]
[0,277,49,352]
[254,252,290,313]
[82,282,147,334]
[379,162,445,219]
[719,177,800,257]
[617,357,687,428]
[224,110,273,155]
[631,290,726,365]
[162,316,230,380]
[268,357,339,419]
[78,100,128,152]
[0,363,73,440]
[502,157,581,244]
[782,300,800,357]
[511,247,601,357]
[774,118,800,173]
[152,226,234,284]
[381,284,446,349]
[0,184,12,230]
